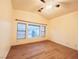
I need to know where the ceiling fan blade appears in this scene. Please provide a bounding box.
[40,0,45,3]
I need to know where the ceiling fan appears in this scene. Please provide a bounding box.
[38,0,60,12]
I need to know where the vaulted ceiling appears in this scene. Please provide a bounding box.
[12,0,78,19]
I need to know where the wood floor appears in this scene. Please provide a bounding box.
[6,40,78,59]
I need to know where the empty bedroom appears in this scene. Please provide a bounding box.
[0,0,78,59]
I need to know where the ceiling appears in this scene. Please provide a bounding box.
[12,0,78,19]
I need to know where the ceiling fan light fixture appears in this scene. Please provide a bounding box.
[45,5,52,10]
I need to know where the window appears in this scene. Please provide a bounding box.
[28,23,46,38]
[16,20,46,40]
[28,24,40,38]
[40,25,46,37]
[17,23,26,39]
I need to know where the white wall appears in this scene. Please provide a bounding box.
[12,10,48,45]
[0,0,12,59]
[48,11,78,50]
